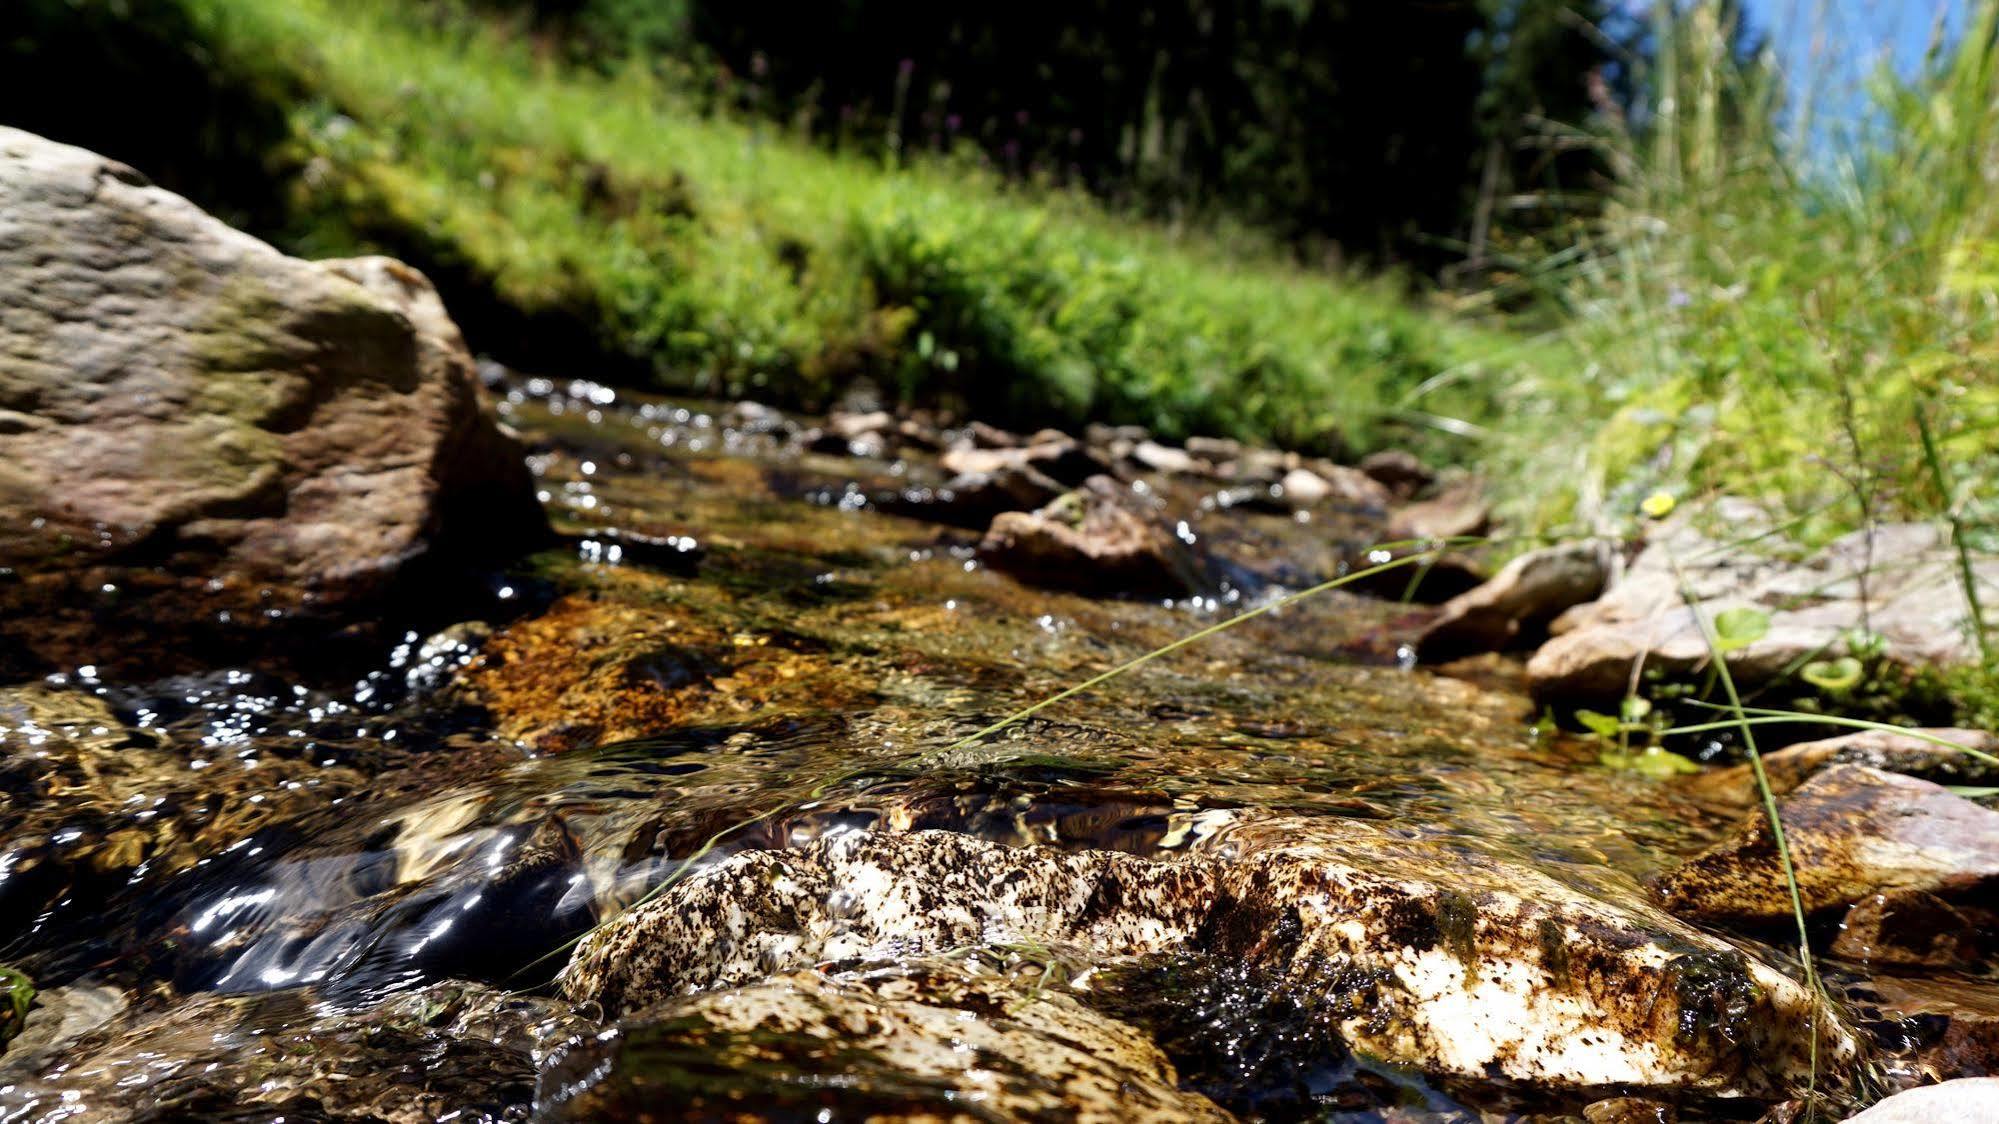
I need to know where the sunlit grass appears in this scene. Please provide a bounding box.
[174,0,1531,457]
[1487,2,1999,544]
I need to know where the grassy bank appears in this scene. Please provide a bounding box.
[140,0,1529,458]
[1489,4,1999,545]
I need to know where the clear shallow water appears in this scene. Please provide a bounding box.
[0,372,1778,1120]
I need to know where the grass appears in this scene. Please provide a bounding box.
[158,0,1529,459]
[1484,3,1999,547]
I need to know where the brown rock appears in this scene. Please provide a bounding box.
[1360,448,1434,497]
[1418,540,1613,661]
[1831,889,1989,970]
[0,127,542,599]
[978,476,1199,596]
[1282,464,1392,509]
[547,966,1229,1122]
[1655,765,1999,925]
[1131,439,1203,475]
[1388,481,1491,542]
[1851,977,1999,1086]
[1530,520,1998,704]
[875,464,1066,529]
[1687,728,1999,810]
[963,419,1020,448]
[940,434,1108,486]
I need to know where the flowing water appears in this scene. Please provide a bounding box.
[0,372,1798,1121]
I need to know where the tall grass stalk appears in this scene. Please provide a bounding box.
[1672,555,1825,1105]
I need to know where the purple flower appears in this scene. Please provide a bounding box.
[946,114,961,132]
[899,58,915,77]
[1668,286,1691,309]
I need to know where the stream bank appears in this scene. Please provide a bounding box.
[2,126,1997,1121]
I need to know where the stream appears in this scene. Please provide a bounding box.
[0,370,1907,1122]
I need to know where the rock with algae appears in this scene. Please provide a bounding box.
[542,963,1230,1122]
[565,822,1854,1097]
[0,126,544,670]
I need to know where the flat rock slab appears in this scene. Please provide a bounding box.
[1656,764,1999,925]
[543,965,1229,1122]
[1846,1078,1999,1122]
[1686,728,1999,809]
[566,823,1852,1096]
[0,126,542,612]
[1528,518,1996,702]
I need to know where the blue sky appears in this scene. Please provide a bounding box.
[1740,0,1969,133]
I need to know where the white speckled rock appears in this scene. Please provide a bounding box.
[564,822,1854,1097]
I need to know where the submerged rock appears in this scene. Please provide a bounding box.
[1851,976,1999,1087]
[565,823,1853,1096]
[1656,765,1999,926]
[1418,540,1613,662]
[0,981,585,1121]
[0,127,544,668]
[1529,521,1996,703]
[978,476,1200,596]
[0,684,368,934]
[543,965,1228,1122]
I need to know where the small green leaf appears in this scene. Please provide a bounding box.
[1712,607,1770,653]
[1600,746,1702,778]
[1948,786,1999,798]
[1576,709,1622,739]
[1800,657,1864,692]
[1620,695,1653,723]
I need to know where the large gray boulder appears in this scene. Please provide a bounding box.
[0,127,542,616]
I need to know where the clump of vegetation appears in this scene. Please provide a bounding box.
[0,965,33,1044]
[1489,3,1999,546]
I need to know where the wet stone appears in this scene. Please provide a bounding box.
[564,822,1853,1097]
[1656,765,1999,926]
[0,981,587,1122]
[1418,540,1614,662]
[542,964,1229,1122]
[977,475,1201,596]
[1685,728,1999,810]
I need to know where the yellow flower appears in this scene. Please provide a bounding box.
[1640,490,1676,519]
